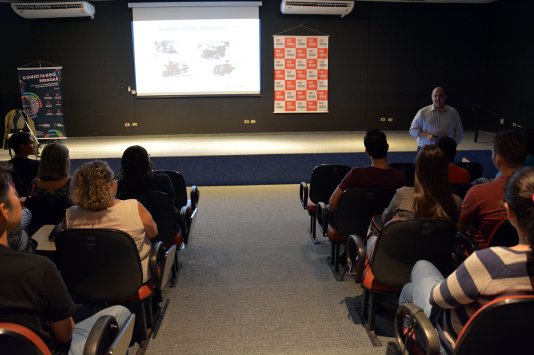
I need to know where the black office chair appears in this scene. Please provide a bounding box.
[157,170,199,245]
[119,191,180,286]
[389,162,415,187]
[351,218,457,331]
[487,219,518,247]
[455,162,483,182]
[318,188,395,279]
[24,194,72,236]
[391,295,534,355]
[0,322,51,355]
[55,228,160,343]
[449,183,471,200]
[299,164,351,243]
[83,313,136,355]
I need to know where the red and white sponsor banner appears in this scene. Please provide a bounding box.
[273,35,329,113]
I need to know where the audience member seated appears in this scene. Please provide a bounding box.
[459,130,526,248]
[8,131,39,197]
[399,166,534,351]
[0,165,132,355]
[117,145,174,198]
[65,160,158,281]
[28,142,71,198]
[367,145,461,258]
[328,129,406,213]
[435,136,470,184]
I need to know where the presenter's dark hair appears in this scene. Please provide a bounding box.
[364,129,388,159]
[493,130,527,168]
[8,132,32,155]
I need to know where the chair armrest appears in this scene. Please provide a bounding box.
[299,182,309,209]
[83,315,118,355]
[189,186,199,212]
[107,313,135,355]
[394,303,440,355]
[178,206,189,237]
[316,201,329,236]
[451,232,478,268]
[347,234,367,283]
[149,241,164,285]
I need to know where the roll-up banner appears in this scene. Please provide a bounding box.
[17,65,66,139]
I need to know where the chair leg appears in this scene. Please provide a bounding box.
[310,213,317,243]
[334,242,340,273]
[362,289,369,320]
[367,292,377,331]
[129,302,148,343]
[330,241,336,265]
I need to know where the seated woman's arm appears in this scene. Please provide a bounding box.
[382,189,403,223]
[137,202,158,239]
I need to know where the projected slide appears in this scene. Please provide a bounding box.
[132,19,260,96]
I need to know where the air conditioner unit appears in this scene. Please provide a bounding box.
[11,2,95,19]
[280,0,355,17]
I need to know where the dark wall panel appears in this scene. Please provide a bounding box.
[0,0,516,137]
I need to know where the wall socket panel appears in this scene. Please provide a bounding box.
[380,117,386,122]
[387,117,394,122]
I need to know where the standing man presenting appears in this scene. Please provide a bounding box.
[409,86,463,149]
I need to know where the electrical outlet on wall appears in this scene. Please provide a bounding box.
[380,117,386,122]
[124,123,130,127]
[387,117,394,122]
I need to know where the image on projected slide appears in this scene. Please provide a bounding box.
[132,19,260,96]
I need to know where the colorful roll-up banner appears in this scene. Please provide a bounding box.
[17,66,67,139]
[273,35,329,114]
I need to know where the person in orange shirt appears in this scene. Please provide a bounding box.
[435,136,470,184]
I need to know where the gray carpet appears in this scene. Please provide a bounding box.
[146,185,392,354]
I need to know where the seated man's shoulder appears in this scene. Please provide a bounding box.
[0,247,56,275]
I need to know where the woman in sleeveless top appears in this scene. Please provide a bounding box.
[65,160,158,281]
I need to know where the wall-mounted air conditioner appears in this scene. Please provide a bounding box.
[11,2,95,19]
[280,0,355,17]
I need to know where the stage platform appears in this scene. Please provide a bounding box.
[0,131,496,186]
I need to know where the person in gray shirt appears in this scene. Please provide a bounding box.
[409,86,463,149]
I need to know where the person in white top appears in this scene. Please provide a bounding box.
[65,160,157,281]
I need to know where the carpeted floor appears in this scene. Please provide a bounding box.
[145,185,393,354]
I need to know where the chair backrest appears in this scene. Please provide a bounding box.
[454,295,534,355]
[308,164,351,204]
[389,162,415,187]
[333,188,396,238]
[118,191,178,245]
[449,183,471,200]
[24,194,72,234]
[487,219,519,247]
[371,218,457,287]
[55,229,143,302]
[455,162,483,182]
[157,170,188,210]
[0,322,51,355]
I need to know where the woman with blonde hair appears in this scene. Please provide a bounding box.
[65,160,157,281]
